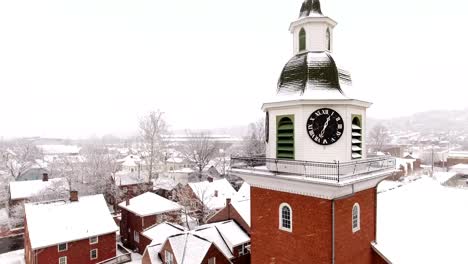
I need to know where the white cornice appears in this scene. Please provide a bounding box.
[261,98,372,111]
[231,169,396,200]
[289,16,338,32]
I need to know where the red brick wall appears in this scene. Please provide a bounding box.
[250,187,332,264]
[120,209,156,252]
[334,188,377,264]
[200,244,231,264]
[251,186,379,264]
[372,249,390,264]
[31,233,116,264]
[207,204,250,234]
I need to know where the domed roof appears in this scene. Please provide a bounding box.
[299,0,323,18]
[277,51,343,95]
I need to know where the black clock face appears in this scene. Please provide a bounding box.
[306,108,344,145]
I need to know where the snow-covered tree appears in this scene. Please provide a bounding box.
[3,139,43,180]
[243,117,266,156]
[368,124,391,152]
[139,110,167,181]
[180,131,220,181]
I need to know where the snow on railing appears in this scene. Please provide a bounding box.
[230,156,396,183]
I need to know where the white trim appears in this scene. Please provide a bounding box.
[57,243,67,252]
[90,248,98,260]
[208,257,216,264]
[352,203,360,233]
[279,203,293,232]
[59,256,67,264]
[89,236,98,245]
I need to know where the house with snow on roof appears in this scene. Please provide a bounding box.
[119,192,182,253]
[9,173,69,226]
[207,182,251,234]
[141,220,250,264]
[23,192,119,264]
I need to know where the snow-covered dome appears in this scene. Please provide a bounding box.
[277,51,343,96]
[299,0,324,18]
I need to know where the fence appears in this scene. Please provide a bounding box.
[97,245,132,264]
[230,156,396,183]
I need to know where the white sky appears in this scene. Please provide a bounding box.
[0,0,467,138]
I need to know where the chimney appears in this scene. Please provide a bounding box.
[207,177,213,183]
[226,198,231,219]
[226,198,231,205]
[126,197,130,206]
[42,173,49,182]
[214,190,218,197]
[70,190,78,202]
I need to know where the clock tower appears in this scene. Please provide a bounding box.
[230,1,395,263]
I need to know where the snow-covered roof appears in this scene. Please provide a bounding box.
[114,171,147,186]
[214,220,250,250]
[25,194,118,250]
[118,154,141,167]
[166,157,184,164]
[144,243,163,264]
[118,192,181,217]
[376,177,468,263]
[37,145,81,155]
[168,233,212,264]
[142,222,185,243]
[152,177,178,191]
[448,151,468,158]
[188,179,237,210]
[231,199,251,227]
[171,168,195,174]
[235,182,250,200]
[10,178,69,201]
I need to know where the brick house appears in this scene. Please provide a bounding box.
[207,182,251,234]
[119,192,182,253]
[24,192,118,264]
[142,220,250,264]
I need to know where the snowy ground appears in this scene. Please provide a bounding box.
[0,208,8,227]
[0,249,24,264]
[376,175,468,264]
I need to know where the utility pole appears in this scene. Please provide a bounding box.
[431,145,434,177]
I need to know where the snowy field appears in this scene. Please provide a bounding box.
[0,249,24,264]
[376,175,468,264]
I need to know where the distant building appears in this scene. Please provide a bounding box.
[119,192,182,253]
[24,193,118,264]
[188,178,238,212]
[447,151,468,167]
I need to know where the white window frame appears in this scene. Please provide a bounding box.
[58,243,67,252]
[165,250,174,264]
[90,248,98,260]
[59,256,67,264]
[208,257,216,264]
[89,236,98,244]
[278,203,292,232]
[134,230,140,243]
[352,203,360,233]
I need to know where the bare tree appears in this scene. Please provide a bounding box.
[180,131,220,181]
[368,124,391,152]
[139,110,167,182]
[175,184,214,226]
[3,139,43,180]
[243,117,266,156]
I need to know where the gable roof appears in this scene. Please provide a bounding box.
[168,233,212,264]
[118,192,182,217]
[25,194,118,250]
[142,222,186,243]
[10,178,69,201]
[188,179,237,210]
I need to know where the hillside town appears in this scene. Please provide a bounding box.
[1,0,468,263]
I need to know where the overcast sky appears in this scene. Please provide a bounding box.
[0,0,467,139]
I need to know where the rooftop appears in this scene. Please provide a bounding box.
[10,178,69,200]
[25,194,118,250]
[118,192,182,217]
[188,179,237,210]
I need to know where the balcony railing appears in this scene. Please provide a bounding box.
[97,245,132,264]
[230,156,396,183]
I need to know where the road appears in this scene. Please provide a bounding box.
[0,234,24,254]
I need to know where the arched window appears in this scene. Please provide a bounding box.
[299,28,306,51]
[277,116,294,160]
[352,203,360,233]
[279,203,292,232]
[326,28,331,51]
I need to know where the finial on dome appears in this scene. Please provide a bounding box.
[299,0,323,18]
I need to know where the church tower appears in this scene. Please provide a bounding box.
[230,1,395,263]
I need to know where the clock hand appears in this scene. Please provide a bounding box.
[319,116,331,138]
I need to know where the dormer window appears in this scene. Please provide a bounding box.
[299,28,306,51]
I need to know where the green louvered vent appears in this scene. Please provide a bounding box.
[277,116,294,160]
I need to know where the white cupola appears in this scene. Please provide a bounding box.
[290,0,337,54]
